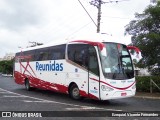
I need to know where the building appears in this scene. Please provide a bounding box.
[1,53,15,61]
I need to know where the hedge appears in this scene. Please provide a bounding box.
[136,76,160,92]
[0,60,13,74]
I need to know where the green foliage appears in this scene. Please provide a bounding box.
[136,76,160,92]
[134,59,146,68]
[125,2,160,70]
[0,60,14,74]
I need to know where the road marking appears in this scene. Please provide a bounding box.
[66,107,122,111]
[135,96,160,100]
[0,87,123,111]
[0,88,8,93]
[3,95,27,98]
[0,91,11,93]
[66,107,103,110]
[23,100,53,103]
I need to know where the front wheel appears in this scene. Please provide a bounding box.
[69,84,81,100]
[25,79,31,91]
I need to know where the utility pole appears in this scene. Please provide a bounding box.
[90,0,127,33]
[97,0,102,33]
[90,0,104,33]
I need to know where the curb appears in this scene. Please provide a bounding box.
[134,96,160,100]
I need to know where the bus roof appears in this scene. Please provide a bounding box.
[17,34,125,53]
[70,33,123,44]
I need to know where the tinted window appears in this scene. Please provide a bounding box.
[15,44,66,62]
[15,50,35,62]
[48,44,66,60]
[15,52,20,63]
[34,48,49,61]
[24,50,35,61]
[68,44,88,68]
[88,46,99,76]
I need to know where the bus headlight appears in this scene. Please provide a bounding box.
[101,85,114,91]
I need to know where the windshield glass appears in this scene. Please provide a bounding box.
[100,42,134,80]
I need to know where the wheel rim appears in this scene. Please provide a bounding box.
[25,80,30,90]
[72,87,79,98]
[26,83,29,90]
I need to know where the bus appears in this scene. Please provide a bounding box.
[14,36,140,100]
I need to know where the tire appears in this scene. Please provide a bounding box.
[25,79,31,91]
[69,84,81,100]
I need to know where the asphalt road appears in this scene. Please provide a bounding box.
[0,75,159,120]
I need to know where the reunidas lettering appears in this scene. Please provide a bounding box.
[36,61,63,71]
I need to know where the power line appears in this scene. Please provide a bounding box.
[103,0,130,3]
[77,0,97,27]
[90,0,130,33]
[67,22,92,38]
[102,16,131,19]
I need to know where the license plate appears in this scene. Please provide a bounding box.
[121,92,127,96]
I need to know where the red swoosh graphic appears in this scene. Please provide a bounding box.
[90,78,135,90]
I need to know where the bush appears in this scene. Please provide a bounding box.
[136,76,160,92]
[0,60,13,74]
[150,68,160,76]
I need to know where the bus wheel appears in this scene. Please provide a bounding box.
[25,79,31,91]
[70,84,81,100]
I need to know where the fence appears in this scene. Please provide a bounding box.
[150,78,160,93]
[136,76,160,93]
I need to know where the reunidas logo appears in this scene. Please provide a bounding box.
[36,61,63,71]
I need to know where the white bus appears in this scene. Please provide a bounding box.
[14,36,139,100]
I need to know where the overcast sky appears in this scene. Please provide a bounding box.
[0,0,152,58]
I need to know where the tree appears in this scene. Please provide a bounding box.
[0,60,14,74]
[125,2,160,73]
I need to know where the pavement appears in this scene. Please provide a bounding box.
[135,92,160,99]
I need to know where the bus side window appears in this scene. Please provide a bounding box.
[88,46,99,76]
[15,53,20,62]
[39,52,48,61]
[68,44,88,68]
[34,48,49,61]
[25,50,35,61]
[49,44,66,60]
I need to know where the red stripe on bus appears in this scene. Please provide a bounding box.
[70,40,105,51]
[90,77,135,90]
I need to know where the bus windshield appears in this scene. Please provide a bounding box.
[100,42,134,80]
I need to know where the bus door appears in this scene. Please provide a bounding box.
[88,46,100,100]
[67,43,100,99]
[66,43,89,97]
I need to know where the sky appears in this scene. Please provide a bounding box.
[0,0,152,58]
